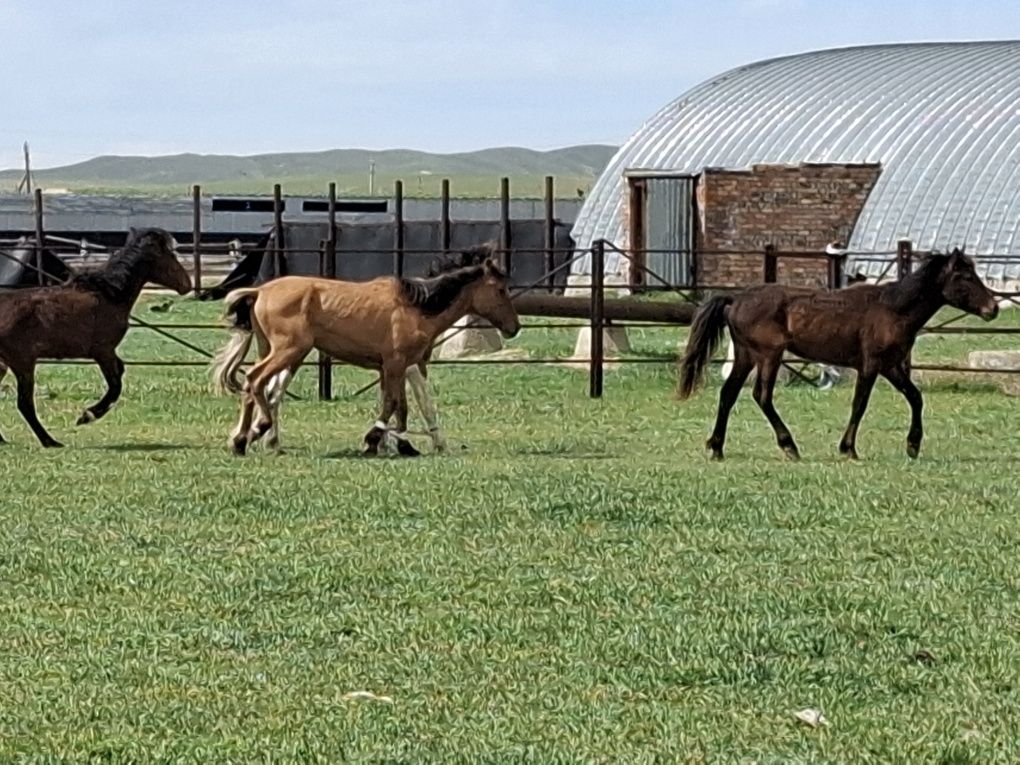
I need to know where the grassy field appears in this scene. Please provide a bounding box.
[0,295,1018,762]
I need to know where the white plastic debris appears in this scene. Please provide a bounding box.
[794,708,829,727]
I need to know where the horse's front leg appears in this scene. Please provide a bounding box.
[13,364,62,448]
[391,367,420,457]
[838,366,878,460]
[76,353,125,425]
[406,363,446,452]
[363,367,397,455]
[882,361,924,458]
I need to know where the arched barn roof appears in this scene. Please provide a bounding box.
[572,41,1020,277]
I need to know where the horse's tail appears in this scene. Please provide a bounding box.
[677,295,733,400]
[210,288,260,395]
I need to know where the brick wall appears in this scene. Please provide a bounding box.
[694,163,881,287]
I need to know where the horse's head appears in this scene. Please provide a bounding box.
[129,227,192,295]
[939,248,998,321]
[468,258,520,338]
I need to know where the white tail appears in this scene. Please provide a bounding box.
[210,330,253,395]
[210,287,261,395]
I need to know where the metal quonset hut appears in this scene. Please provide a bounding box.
[571,41,1020,287]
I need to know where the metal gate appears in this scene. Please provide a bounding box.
[627,172,696,287]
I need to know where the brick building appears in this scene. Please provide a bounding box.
[569,41,1020,291]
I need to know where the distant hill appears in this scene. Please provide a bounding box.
[0,145,617,198]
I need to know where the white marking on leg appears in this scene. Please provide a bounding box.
[267,369,292,450]
[406,366,446,452]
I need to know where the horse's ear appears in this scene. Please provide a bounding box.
[947,247,965,270]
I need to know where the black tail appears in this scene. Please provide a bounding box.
[678,295,733,400]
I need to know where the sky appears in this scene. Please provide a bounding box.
[2,0,1019,170]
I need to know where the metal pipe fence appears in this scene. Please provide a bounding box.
[5,184,1020,401]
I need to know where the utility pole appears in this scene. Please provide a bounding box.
[368,159,375,196]
[18,141,33,195]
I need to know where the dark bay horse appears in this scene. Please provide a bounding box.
[211,247,520,457]
[0,227,191,447]
[678,249,999,460]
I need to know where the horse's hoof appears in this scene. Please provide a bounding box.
[906,444,920,459]
[76,410,96,426]
[396,439,421,457]
[231,438,247,457]
[839,446,859,460]
[708,449,724,461]
[42,440,64,449]
[782,446,801,461]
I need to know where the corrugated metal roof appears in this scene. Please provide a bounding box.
[571,41,1020,279]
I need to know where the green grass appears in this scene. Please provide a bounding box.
[0,296,1018,762]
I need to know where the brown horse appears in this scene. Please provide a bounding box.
[0,227,191,447]
[211,247,520,457]
[678,249,999,460]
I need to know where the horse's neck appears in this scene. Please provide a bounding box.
[889,273,944,330]
[420,289,476,343]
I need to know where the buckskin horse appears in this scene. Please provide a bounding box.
[678,249,999,460]
[0,227,191,447]
[211,245,520,457]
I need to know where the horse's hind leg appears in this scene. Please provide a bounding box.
[753,354,800,460]
[882,361,923,458]
[13,365,62,448]
[706,343,753,460]
[838,365,878,460]
[76,352,125,425]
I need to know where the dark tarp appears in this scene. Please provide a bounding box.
[201,220,575,300]
[0,239,73,287]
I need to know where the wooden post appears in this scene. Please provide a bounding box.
[393,180,405,277]
[589,239,605,399]
[191,185,202,296]
[544,175,555,292]
[440,179,451,254]
[273,183,284,275]
[627,178,646,290]
[33,188,44,284]
[827,247,844,290]
[500,176,511,282]
[763,244,778,284]
[897,239,913,280]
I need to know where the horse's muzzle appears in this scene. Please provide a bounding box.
[981,303,999,321]
[500,323,521,339]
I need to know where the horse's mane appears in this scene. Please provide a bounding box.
[881,249,968,307]
[71,229,163,301]
[399,243,503,315]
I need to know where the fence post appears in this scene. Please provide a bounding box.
[273,183,284,275]
[897,239,913,280]
[589,239,605,399]
[544,175,556,292]
[191,184,202,296]
[440,179,451,253]
[318,182,337,401]
[500,176,512,281]
[393,180,404,277]
[827,247,844,290]
[33,188,44,284]
[763,243,778,283]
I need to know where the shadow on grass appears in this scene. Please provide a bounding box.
[92,443,194,453]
